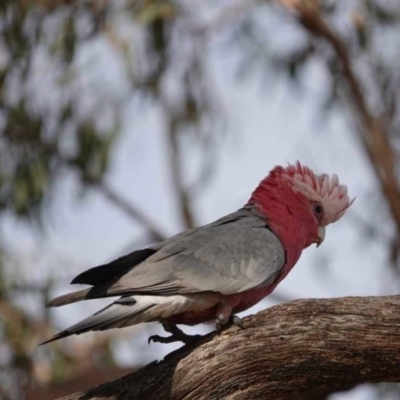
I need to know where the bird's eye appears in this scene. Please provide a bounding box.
[314,204,324,214]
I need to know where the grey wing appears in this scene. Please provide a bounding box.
[118,210,286,296]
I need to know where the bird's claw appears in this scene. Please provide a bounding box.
[148,332,203,345]
[215,314,245,335]
[148,334,179,344]
[232,315,245,329]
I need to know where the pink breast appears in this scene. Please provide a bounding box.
[167,254,300,327]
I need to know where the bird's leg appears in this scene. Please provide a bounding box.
[215,303,231,333]
[148,321,203,345]
[215,303,245,334]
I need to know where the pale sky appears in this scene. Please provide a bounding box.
[1,3,396,398]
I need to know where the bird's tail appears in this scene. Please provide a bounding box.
[40,295,198,345]
[46,289,91,307]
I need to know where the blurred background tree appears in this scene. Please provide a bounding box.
[1,0,400,399]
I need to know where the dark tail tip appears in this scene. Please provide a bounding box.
[39,330,71,346]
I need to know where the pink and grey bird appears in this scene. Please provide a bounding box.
[42,162,353,345]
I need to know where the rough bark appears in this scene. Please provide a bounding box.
[58,295,400,400]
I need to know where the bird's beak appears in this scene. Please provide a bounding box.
[316,226,326,247]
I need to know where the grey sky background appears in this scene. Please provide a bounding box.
[1,2,396,398]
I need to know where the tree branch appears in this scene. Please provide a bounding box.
[57,295,400,400]
[282,0,400,241]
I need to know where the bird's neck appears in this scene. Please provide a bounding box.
[248,182,317,269]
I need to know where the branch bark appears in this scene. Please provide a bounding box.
[57,295,400,400]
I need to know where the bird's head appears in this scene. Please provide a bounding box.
[249,162,354,248]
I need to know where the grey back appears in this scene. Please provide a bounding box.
[117,207,286,296]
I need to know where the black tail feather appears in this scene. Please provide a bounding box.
[71,248,156,286]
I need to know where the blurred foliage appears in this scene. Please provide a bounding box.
[0,0,400,399]
[0,1,119,219]
[0,0,223,398]
[234,1,400,119]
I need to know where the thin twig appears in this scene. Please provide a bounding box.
[6,132,168,242]
[94,180,166,242]
[148,17,197,230]
[166,116,196,229]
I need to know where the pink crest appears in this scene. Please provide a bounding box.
[279,162,354,225]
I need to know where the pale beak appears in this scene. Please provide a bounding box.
[316,226,326,247]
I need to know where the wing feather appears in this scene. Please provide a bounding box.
[116,209,285,295]
[49,208,286,307]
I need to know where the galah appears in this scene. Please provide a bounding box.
[42,162,353,345]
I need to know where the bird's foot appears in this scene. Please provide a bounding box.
[148,324,203,345]
[232,315,245,329]
[216,314,245,335]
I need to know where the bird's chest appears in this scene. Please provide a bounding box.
[230,276,284,313]
[231,253,301,314]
